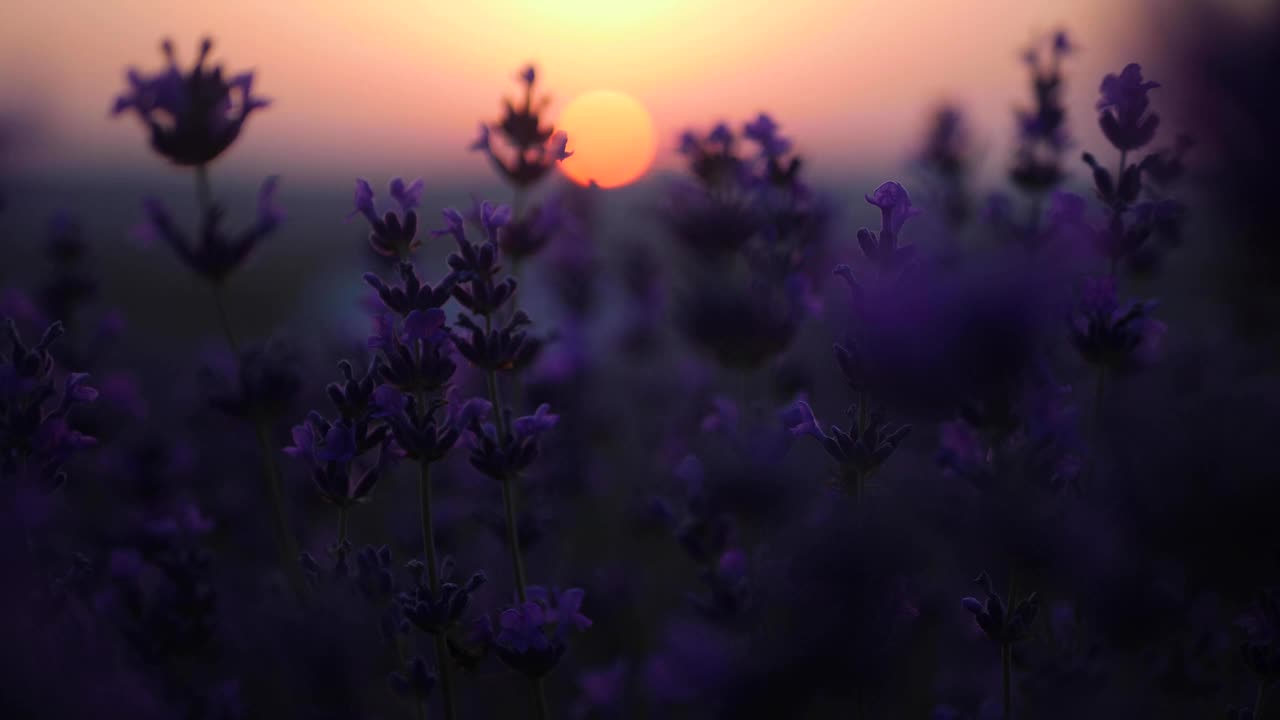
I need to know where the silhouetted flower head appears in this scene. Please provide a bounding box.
[471,65,572,188]
[467,403,558,481]
[284,413,395,507]
[112,37,269,166]
[677,266,812,370]
[399,558,486,634]
[136,176,282,284]
[919,105,975,229]
[476,586,591,679]
[38,212,97,326]
[743,112,792,159]
[352,544,395,601]
[364,262,457,318]
[856,181,921,272]
[961,571,1040,646]
[1097,64,1161,152]
[200,338,301,419]
[349,177,425,259]
[1011,30,1073,194]
[1068,276,1166,374]
[374,385,487,462]
[783,399,911,495]
[439,204,519,317]
[1,320,97,490]
[367,310,458,396]
[499,191,575,261]
[452,311,543,374]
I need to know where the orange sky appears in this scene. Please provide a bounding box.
[0,0,1223,186]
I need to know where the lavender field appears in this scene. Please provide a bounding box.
[3,3,1280,719]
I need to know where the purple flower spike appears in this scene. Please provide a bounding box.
[446,394,493,431]
[111,37,270,165]
[1096,63,1161,151]
[350,177,424,258]
[518,64,536,86]
[865,181,921,239]
[370,384,407,418]
[782,400,826,440]
[514,403,559,439]
[349,178,376,222]
[403,307,446,342]
[389,177,425,214]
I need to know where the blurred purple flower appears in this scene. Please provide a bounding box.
[137,175,282,283]
[112,37,269,166]
[1097,63,1161,152]
[348,177,426,259]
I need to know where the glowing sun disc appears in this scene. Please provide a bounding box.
[556,91,656,189]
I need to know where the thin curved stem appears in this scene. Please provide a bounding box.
[200,175,303,602]
[417,459,458,720]
[481,314,546,720]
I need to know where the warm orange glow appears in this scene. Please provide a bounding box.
[555,91,656,189]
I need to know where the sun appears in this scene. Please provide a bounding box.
[555,91,656,189]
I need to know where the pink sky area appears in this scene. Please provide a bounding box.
[0,0,1242,187]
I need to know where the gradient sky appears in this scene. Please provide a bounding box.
[0,0,1238,187]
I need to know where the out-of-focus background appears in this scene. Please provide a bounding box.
[7,0,1269,348]
[0,0,1239,184]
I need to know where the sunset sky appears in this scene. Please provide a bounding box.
[0,0,1244,187]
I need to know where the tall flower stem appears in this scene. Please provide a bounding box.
[481,316,547,720]
[411,406,458,720]
[198,170,303,601]
[1256,681,1269,720]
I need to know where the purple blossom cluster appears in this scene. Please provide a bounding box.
[2,20,1277,720]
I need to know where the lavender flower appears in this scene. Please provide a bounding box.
[439,205,519,317]
[349,177,426,259]
[467,403,558,482]
[856,181,920,272]
[399,558,486,634]
[284,414,394,507]
[498,192,576,261]
[961,571,1040,646]
[452,311,542,373]
[136,176,282,284]
[918,105,975,229]
[0,320,97,490]
[1097,64,1161,152]
[1068,276,1166,374]
[476,586,591,679]
[199,338,301,419]
[472,65,573,188]
[111,38,269,166]
[783,399,911,497]
[1011,30,1073,194]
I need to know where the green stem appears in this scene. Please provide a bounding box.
[200,171,302,601]
[253,419,305,600]
[534,680,550,720]
[337,506,348,547]
[195,164,213,218]
[500,477,529,600]
[418,460,458,720]
[1257,681,1269,720]
[480,315,546,720]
